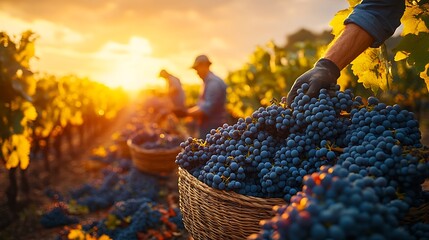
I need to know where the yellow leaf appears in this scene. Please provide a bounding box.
[420,63,429,92]
[351,48,391,93]
[347,0,361,7]
[70,111,83,125]
[2,135,30,169]
[22,102,37,121]
[68,229,85,240]
[401,3,429,35]
[337,69,354,91]
[394,51,409,61]
[98,235,112,240]
[92,146,107,157]
[329,9,352,38]
[84,234,96,240]
[5,151,19,169]
[15,135,30,169]
[1,139,11,158]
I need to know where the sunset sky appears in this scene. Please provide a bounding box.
[0,0,349,91]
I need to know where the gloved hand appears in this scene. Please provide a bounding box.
[286,58,340,106]
[172,108,188,118]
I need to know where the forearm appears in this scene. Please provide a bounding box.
[323,23,374,70]
[187,106,204,118]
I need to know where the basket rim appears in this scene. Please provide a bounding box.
[178,167,285,209]
[127,138,182,154]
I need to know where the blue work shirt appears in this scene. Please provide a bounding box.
[167,75,186,111]
[197,71,227,138]
[345,0,405,47]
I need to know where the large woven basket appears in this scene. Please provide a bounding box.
[178,167,285,240]
[127,137,181,176]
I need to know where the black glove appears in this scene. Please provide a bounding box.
[172,108,188,118]
[286,58,340,107]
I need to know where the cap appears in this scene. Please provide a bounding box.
[191,54,212,69]
[158,69,168,78]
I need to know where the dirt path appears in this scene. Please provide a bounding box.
[0,104,136,240]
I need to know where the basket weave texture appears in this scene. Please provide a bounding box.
[127,138,181,175]
[402,202,429,224]
[178,167,285,240]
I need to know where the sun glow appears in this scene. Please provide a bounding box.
[93,36,166,91]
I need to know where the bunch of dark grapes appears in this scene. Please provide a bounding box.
[140,133,182,150]
[69,168,160,212]
[81,197,184,240]
[249,166,415,240]
[132,127,183,150]
[40,202,79,228]
[176,84,358,200]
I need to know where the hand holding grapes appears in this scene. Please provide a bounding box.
[287,23,376,107]
[286,58,340,107]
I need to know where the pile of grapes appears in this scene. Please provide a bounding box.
[132,128,183,150]
[176,84,429,238]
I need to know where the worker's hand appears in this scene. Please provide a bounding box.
[172,108,188,118]
[286,58,340,107]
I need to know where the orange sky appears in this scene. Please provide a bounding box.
[0,0,348,91]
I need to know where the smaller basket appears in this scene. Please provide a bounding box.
[127,136,181,176]
[178,167,285,240]
[117,137,131,158]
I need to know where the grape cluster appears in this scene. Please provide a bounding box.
[69,168,160,212]
[249,166,415,240]
[176,84,357,200]
[94,197,163,239]
[75,197,184,240]
[40,202,79,228]
[132,128,183,150]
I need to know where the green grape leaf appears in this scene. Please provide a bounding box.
[394,32,429,72]
[12,110,25,134]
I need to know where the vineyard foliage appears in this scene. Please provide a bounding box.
[225,30,332,118]
[0,31,37,169]
[226,0,429,119]
[330,0,429,93]
[0,31,128,171]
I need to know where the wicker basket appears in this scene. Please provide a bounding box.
[127,137,181,176]
[402,202,429,224]
[117,137,131,158]
[178,167,285,240]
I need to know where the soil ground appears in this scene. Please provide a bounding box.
[0,105,140,240]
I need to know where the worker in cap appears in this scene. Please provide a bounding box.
[187,54,227,139]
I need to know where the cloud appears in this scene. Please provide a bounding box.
[0,0,349,89]
[0,12,85,45]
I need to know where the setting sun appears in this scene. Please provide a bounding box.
[93,36,166,90]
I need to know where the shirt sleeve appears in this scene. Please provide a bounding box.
[344,0,405,47]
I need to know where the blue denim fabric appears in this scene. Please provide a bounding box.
[198,72,227,138]
[345,0,405,47]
